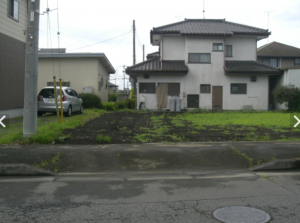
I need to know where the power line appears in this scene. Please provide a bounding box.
[57,0,61,79]
[68,31,132,51]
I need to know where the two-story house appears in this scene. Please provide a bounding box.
[0,0,27,118]
[126,19,282,111]
[257,42,300,109]
[257,41,300,68]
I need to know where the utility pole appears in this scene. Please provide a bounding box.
[133,20,136,65]
[265,11,274,43]
[123,65,125,90]
[203,0,205,19]
[143,44,145,62]
[23,0,40,137]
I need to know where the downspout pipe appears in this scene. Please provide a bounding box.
[160,38,163,71]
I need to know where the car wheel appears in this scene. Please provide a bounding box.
[65,106,72,117]
[37,111,43,116]
[79,105,83,114]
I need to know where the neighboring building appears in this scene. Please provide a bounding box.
[0,0,27,118]
[38,51,115,103]
[257,41,300,68]
[257,42,300,109]
[126,19,282,111]
[108,82,118,93]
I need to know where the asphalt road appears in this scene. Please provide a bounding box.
[1,170,300,222]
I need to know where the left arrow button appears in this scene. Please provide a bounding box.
[0,115,6,128]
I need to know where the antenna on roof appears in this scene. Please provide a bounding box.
[203,0,205,19]
[265,11,274,43]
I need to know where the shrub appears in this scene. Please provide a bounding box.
[96,135,111,143]
[108,93,118,102]
[115,101,125,109]
[272,85,300,111]
[103,102,118,111]
[80,93,102,109]
[123,98,136,109]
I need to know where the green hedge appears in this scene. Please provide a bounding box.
[80,93,102,109]
[273,85,300,111]
[103,99,136,110]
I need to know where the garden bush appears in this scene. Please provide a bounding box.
[123,98,136,109]
[80,93,102,109]
[103,102,118,111]
[108,93,118,102]
[272,85,300,111]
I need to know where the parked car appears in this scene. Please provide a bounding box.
[37,86,83,117]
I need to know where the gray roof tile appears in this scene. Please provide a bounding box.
[225,61,282,74]
[152,19,269,36]
[257,41,300,57]
[126,57,188,73]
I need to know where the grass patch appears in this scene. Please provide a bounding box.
[33,153,61,172]
[96,135,111,143]
[0,109,105,145]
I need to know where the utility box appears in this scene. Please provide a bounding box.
[82,86,94,94]
[140,95,145,103]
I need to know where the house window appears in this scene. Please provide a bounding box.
[213,43,223,51]
[144,74,149,79]
[251,76,257,82]
[200,84,211,93]
[231,84,247,94]
[225,45,232,57]
[295,58,300,66]
[168,83,180,96]
[8,0,19,20]
[262,58,278,67]
[188,53,211,63]
[139,83,156,93]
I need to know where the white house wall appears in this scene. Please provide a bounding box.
[162,36,185,60]
[225,37,257,61]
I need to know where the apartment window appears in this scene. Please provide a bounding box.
[139,83,156,93]
[188,53,211,63]
[295,58,300,66]
[8,0,19,20]
[200,84,211,93]
[213,43,223,51]
[231,84,247,94]
[225,45,232,57]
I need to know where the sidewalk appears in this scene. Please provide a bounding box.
[1,141,300,174]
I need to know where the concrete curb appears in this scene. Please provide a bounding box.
[249,158,300,171]
[0,164,56,176]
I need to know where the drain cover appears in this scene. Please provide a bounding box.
[213,206,271,223]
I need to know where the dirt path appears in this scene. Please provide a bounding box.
[60,111,300,144]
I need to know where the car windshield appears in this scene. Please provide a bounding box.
[39,88,62,98]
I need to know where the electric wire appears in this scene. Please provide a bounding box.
[46,1,56,78]
[68,31,132,52]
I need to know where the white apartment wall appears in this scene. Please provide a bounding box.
[225,37,257,61]
[0,0,27,42]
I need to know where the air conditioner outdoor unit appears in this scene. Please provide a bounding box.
[82,86,94,94]
[140,95,145,103]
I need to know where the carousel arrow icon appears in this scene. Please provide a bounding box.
[294,115,300,128]
[0,115,6,128]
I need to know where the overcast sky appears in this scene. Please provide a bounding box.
[38,0,300,89]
